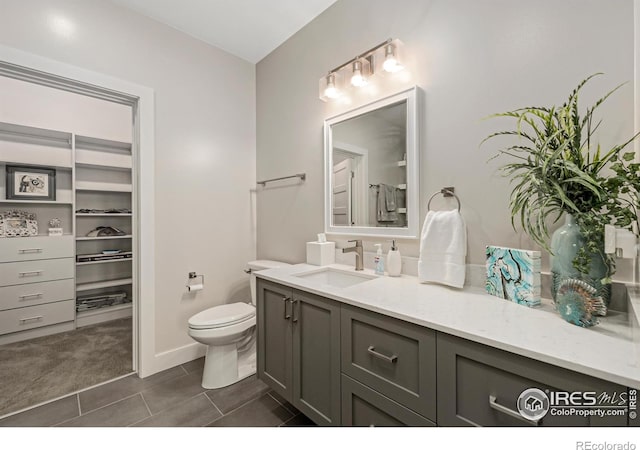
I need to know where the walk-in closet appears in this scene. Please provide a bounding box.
[0,75,136,417]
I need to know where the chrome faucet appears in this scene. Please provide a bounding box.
[342,239,364,271]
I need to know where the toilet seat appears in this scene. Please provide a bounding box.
[188,302,255,330]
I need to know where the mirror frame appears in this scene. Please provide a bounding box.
[323,86,420,238]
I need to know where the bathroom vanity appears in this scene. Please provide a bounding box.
[256,264,640,427]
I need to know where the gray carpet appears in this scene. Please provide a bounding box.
[0,318,132,417]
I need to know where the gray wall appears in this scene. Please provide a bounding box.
[0,0,257,354]
[256,0,634,277]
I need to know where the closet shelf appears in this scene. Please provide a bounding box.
[75,181,132,192]
[76,213,132,217]
[75,161,132,171]
[76,258,132,266]
[76,303,132,327]
[76,278,133,292]
[76,235,132,241]
[0,199,74,205]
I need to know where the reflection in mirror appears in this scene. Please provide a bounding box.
[332,101,407,228]
[324,87,419,238]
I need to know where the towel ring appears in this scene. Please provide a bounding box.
[427,188,461,212]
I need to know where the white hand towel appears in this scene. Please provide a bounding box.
[418,210,467,288]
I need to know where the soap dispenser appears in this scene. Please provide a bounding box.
[374,244,385,275]
[387,240,401,277]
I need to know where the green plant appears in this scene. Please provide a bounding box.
[481,73,640,279]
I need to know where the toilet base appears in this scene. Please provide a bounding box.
[200,340,256,389]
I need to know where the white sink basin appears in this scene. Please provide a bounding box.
[294,267,377,288]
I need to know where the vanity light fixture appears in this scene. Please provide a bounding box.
[318,38,405,102]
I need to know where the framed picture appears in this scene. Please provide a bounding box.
[0,210,38,238]
[6,165,56,201]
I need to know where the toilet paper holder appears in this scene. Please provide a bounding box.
[187,272,205,290]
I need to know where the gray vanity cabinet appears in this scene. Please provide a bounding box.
[256,279,341,426]
[340,304,437,424]
[437,332,628,427]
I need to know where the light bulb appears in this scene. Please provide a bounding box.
[383,43,404,73]
[324,85,339,99]
[324,73,340,99]
[350,60,368,87]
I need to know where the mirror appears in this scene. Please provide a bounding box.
[324,87,419,238]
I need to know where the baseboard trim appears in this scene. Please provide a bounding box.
[143,342,206,377]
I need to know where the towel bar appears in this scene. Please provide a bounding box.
[427,187,461,212]
[257,173,306,186]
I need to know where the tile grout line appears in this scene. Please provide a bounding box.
[66,391,142,420]
[77,370,190,417]
[266,392,298,417]
[213,391,280,420]
[203,392,224,417]
[179,365,189,375]
[76,394,82,416]
[139,392,153,417]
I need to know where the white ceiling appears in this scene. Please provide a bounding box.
[109,0,338,63]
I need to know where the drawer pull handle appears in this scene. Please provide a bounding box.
[283,296,292,320]
[19,293,44,300]
[19,315,43,324]
[488,395,540,426]
[18,248,43,254]
[292,299,299,323]
[18,270,43,277]
[367,346,398,364]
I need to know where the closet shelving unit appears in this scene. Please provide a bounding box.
[0,122,76,344]
[0,121,135,342]
[74,135,134,328]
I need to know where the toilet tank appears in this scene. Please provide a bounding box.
[247,260,290,305]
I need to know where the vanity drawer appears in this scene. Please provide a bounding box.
[0,299,75,335]
[0,258,74,287]
[340,305,436,421]
[0,279,75,311]
[0,236,74,263]
[437,332,628,427]
[341,375,435,427]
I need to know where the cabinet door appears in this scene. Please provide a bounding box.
[437,332,628,427]
[292,289,341,426]
[257,279,293,401]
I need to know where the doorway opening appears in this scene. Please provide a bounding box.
[0,61,142,418]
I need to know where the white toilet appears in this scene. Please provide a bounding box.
[187,260,289,389]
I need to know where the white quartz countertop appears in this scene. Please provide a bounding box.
[256,263,640,389]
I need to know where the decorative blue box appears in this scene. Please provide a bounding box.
[485,246,541,308]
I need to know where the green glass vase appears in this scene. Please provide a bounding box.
[550,214,611,307]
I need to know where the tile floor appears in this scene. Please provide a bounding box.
[0,357,314,427]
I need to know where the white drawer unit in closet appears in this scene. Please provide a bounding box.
[0,299,75,334]
[0,258,75,287]
[0,279,75,311]
[0,236,74,263]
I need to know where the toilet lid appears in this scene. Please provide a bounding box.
[188,303,255,329]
